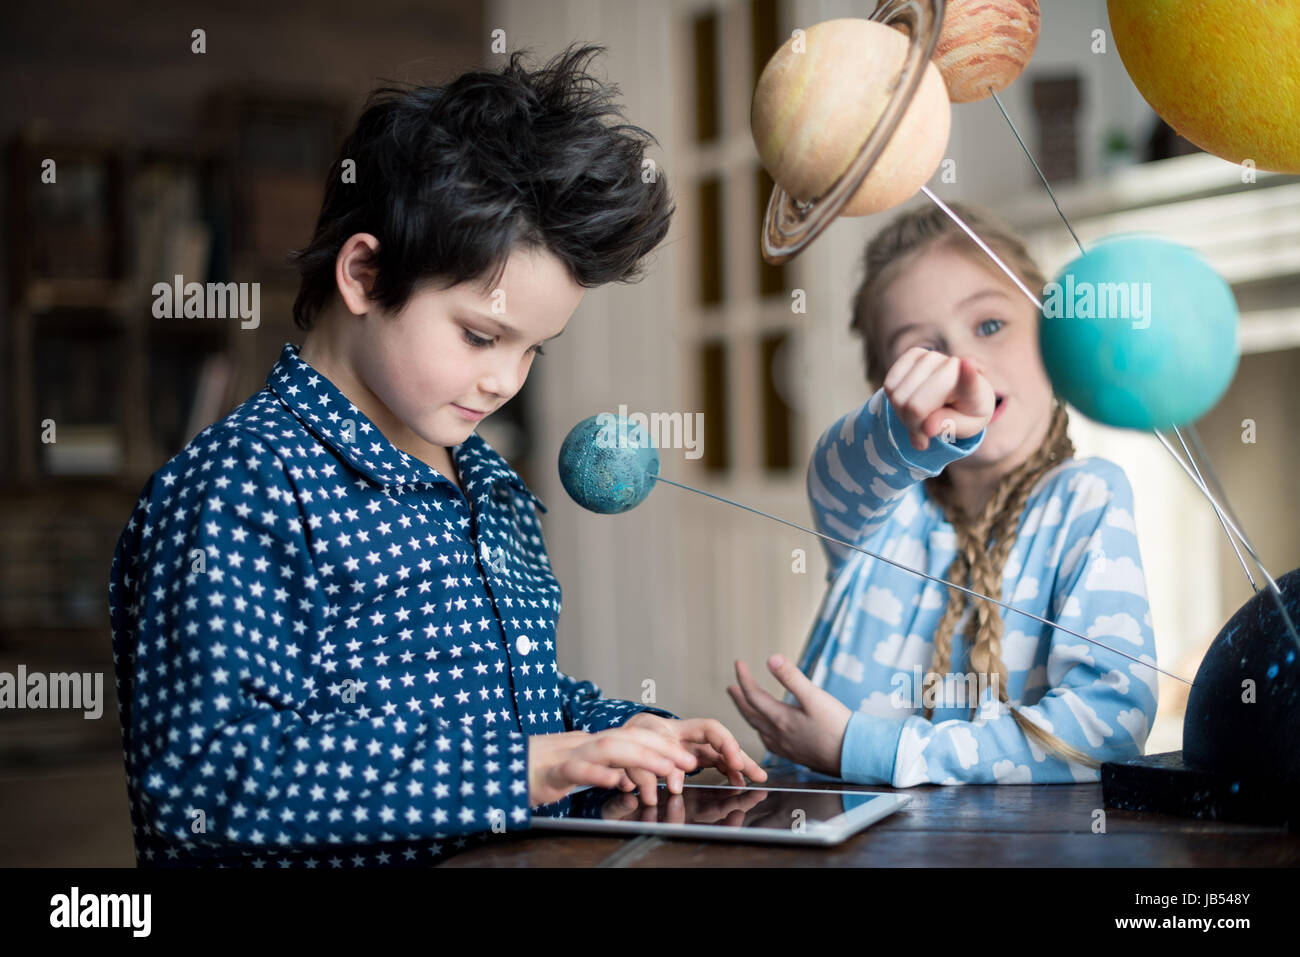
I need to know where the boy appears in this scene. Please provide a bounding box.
[107,44,764,868]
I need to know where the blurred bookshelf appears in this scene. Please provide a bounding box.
[2,91,344,638]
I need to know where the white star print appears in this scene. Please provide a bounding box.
[108,343,675,869]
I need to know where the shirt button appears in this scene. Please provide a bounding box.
[515,636,531,655]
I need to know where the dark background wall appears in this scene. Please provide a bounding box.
[0,0,485,866]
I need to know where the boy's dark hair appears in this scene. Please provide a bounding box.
[289,43,675,330]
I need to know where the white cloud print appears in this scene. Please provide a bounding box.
[808,462,846,513]
[1084,555,1148,597]
[1047,642,1096,686]
[928,527,957,552]
[883,533,927,573]
[860,690,912,716]
[892,492,919,529]
[1129,655,1160,701]
[948,726,980,769]
[1024,494,1064,531]
[862,584,903,625]
[1059,688,1114,747]
[1117,707,1149,746]
[917,587,944,609]
[1088,611,1144,646]
[826,442,865,495]
[1002,629,1039,672]
[831,650,865,683]
[1057,535,1090,582]
[870,475,906,502]
[1104,506,1136,533]
[1067,470,1111,511]
[1094,668,1131,696]
[871,631,930,669]
[862,432,897,477]
[1011,576,1039,602]
[993,759,1033,783]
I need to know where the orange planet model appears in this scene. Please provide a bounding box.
[751,18,952,217]
[932,0,1040,103]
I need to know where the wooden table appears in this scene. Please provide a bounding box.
[439,766,1300,867]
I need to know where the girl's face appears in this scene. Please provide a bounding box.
[875,240,1054,470]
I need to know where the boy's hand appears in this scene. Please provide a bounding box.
[527,727,697,808]
[621,713,768,799]
[727,655,852,778]
[883,347,994,451]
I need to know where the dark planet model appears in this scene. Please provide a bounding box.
[1103,566,1300,829]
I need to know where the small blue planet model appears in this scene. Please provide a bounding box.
[558,414,660,514]
[1038,235,1239,430]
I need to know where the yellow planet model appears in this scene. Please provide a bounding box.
[1108,0,1300,173]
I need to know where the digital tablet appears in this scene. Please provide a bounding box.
[529,783,911,845]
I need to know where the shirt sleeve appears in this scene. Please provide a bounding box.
[808,387,985,581]
[116,427,535,854]
[555,670,680,732]
[838,461,1160,786]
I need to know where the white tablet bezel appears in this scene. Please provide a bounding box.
[528,783,912,845]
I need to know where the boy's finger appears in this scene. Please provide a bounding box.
[666,768,684,794]
[612,727,696,768]
[628,767,659,806]
[583,738,677,777]
[677,718,748,771]
[560,758,625,793]
[692,735,763,782]
[736,748,768,782]
[686,741,725,768]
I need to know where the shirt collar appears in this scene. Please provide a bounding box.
[266,342,547,513]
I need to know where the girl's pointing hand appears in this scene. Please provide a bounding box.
[884,347,995,451]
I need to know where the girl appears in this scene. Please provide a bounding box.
[729,201,1159,786]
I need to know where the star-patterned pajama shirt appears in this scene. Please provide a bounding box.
[790,386,1160,785]
[108,343,678,868]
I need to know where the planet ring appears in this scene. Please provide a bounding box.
[759,0,947,265]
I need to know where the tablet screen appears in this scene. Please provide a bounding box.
[559,784,880,830]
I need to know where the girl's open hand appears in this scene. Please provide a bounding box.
[727,656,852,778]
[883,347,995,451]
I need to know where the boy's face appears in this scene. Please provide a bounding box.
[342,243,578,452]
[876,241,1054,467]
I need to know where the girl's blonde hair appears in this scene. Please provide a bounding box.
[848,200,1101,772]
